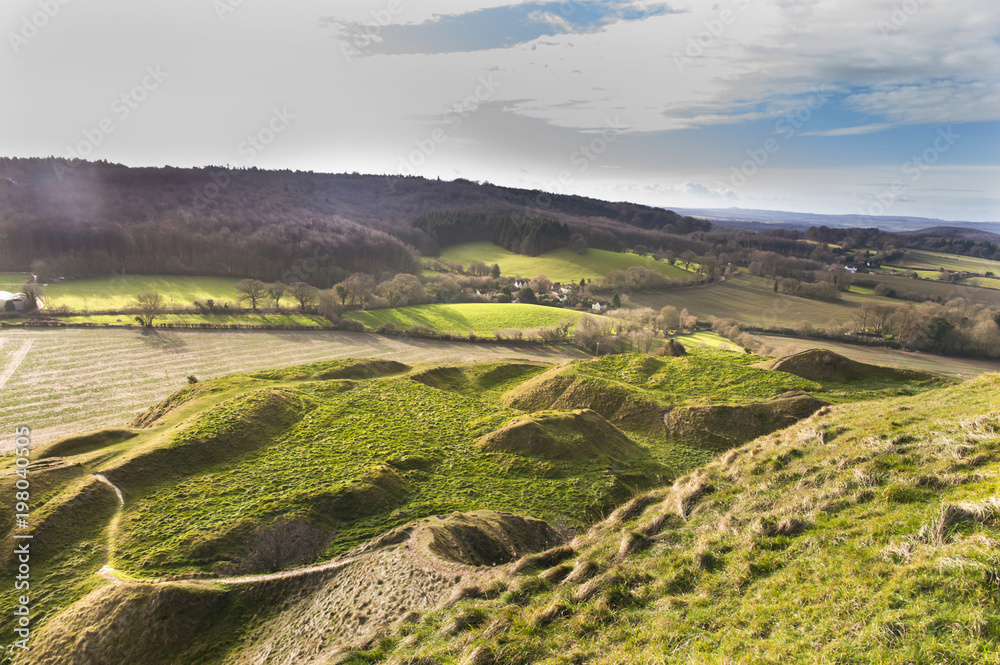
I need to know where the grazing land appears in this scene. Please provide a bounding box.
[0,272,29,291]
[41,275,241,311]
[344,303,582,335]
[0,328,586,449]
[434,242,693,282]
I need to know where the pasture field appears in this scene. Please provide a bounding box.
[41,274,241,310]
[0,272,30,291]
[344,302,582,335]
[675,331,743,351]
[433,242,693,282]
[0,328,586,449]
[751,333,1000,378]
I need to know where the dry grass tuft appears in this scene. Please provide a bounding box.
[561,559,600,585]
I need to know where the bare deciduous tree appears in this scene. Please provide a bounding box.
[289,282,319,311]
[235,279,268,311]
[266,282,287,309]
[131,292,165,327]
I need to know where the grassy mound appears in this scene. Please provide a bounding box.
[413,510,562,567]
[504,366,666,435]
[759,348,933,384]
[346,373,1000,665]
[22,582,229,665]
[35,428,139,459]
[663,391,829,450]
[476,409,647,462]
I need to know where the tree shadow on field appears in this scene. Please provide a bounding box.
[136,328,189,353]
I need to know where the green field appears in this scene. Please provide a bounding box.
[433,242,693,282]
[675,332,742,351]
[58,312,328,327]
[41,275,241,310]
[0,272,30,291]
[345,303,582,335]
[0,328,586,449]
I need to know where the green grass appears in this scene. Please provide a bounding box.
[0,272,30,291]
[367,373,1000,665]
[40,275,241,310]
[344,303,582,336]
[675,332,742,351]
[433,242,693,282]
[57,312,328,327]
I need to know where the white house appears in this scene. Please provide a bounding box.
[591,302,608,312]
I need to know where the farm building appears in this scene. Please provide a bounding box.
[0,291,26,311]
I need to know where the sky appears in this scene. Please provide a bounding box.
[2,0,998,222]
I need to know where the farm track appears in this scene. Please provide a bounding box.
[0,328,584,449]
[0,339,32,389]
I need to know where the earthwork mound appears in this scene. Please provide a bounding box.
[758,349,930,384]
[475,409,646,462]
[664,391,829,450]
[411,510,562,568]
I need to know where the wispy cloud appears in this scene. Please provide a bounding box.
[801,124,893,137]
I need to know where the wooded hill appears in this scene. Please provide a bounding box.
[0,158,709,288]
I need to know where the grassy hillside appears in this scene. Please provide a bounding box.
[40,275,241,310]
[343,373,1000,664]
[435,242,692,282]
[343,303,581,336]
[0,351,959,663]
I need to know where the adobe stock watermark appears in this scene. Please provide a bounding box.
[858,126,959,223]
[61,66,169,163]
[213,0,247,21]
[877,0,930,38]
[397,75,501,175]
[11,427,32,653]
[673,0,752,72]
[192,107,296,210]
[717,85,830,197]
[8,0,73,54]
[515,115,631,224]
[339,0,408,64]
